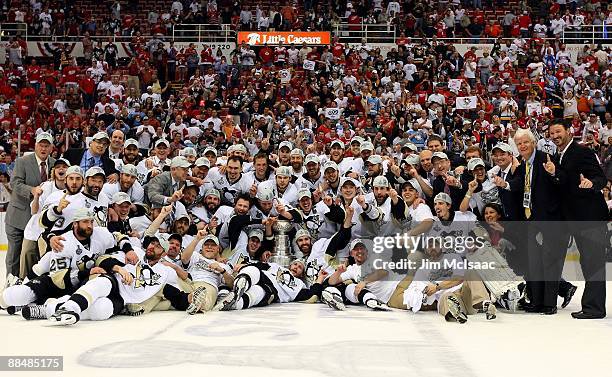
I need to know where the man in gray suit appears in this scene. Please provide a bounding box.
[144,156,191,208]
[5,133,55,277]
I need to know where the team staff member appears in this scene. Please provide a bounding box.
[548,120,608,319]
[511,129,566,315]
[5,133,55,277]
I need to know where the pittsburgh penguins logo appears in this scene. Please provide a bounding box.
[133,263,162,288]
[221,187,238,204]
[305,260,322,285]
[276,268,297,289]
[77,254,97,271]
[92,206,108,227]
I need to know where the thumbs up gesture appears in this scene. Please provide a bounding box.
[543,154,555,176]
[57,193,71,213]
[578,173,593,189]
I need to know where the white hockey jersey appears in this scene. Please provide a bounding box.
[205,167,252,205]
[184,253,231,291]
[42,190,109,231]
[33,227,117,286]
[262,262,307,303]
[101,181,145,204]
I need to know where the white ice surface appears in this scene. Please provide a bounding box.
[0,253,611,377]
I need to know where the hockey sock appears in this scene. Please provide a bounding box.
[61,277,113,314]
[2,285,37,307]
[344,284,359,304]
[79,298,114,321]
[358,290,377,305]
[163,285,190,311]
[235,285,266,309]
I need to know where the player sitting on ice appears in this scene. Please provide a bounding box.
[323,239,393,312]
[212,259,328,311]
[29,234,205,325]
[403,239,497,323]
[180,231,234,314]
[0,208,136,316]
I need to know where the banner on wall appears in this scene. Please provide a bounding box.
[237,31,331,46]
[24,41,236,60]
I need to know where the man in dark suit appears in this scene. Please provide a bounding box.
[5,133,55,277]
[144,156,191,208]
[511,128,567,315]
[549,120,608,319]
[63,131,118,183]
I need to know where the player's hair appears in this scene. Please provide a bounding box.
[253,152,269,163]
[227,155,244,165]
[234,193,252,206]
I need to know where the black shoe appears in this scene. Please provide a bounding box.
[524,305,543,313]
[540,306,557,315]
[561,285,577,309]
[571,311,606,319]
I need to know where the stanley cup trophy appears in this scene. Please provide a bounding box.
[270,220,295,267]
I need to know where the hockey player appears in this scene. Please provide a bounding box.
[213,259,328,311]
[244,152,275,185]
[39,234,204,325]
[180,231,234,314]
[1,208,136,314]
[101,163,145,204]
[317,161,342,198]
[40,166,110,239]
[294,154,324,193]
[295,204,354,287]
[191,188,221,228]
[257,166,298,206]
[324,239,393,311]
[276,189,340,240]
[402,239,497,323]
[204,156,252,206]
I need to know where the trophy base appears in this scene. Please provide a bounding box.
[269,255,294,268]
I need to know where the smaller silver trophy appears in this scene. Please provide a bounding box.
[270,220,295,267]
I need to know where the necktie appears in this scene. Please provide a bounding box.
[88,156,95,170]
[524,161,531,219]
[40,161,47,182]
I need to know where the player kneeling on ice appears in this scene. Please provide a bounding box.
[403,240,496,323]
[32,234,203,326]
[180,231,234,314]
[213,260,328,311]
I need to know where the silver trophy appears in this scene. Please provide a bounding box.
[270,220,294,267]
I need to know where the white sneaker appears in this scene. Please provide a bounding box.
[4,273,22,289]
[47,309,80,326]
[365,298,391,311]
[446,296,468,323]
[212,292,236,311]
[187,286,208,315]
[321,290,346,311]
[482,300,497,320]
[120,303,145,317]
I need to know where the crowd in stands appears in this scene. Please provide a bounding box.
[0,1,611,206]
[1,0,611,39]
[0,0,610,325]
